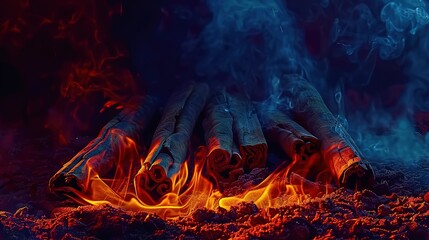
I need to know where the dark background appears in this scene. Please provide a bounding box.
[0,0,428,213]
[0,0,424,135]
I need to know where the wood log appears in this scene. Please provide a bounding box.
[48,96,158,195]
[259,108,323,180]
[229,94,268,172]
[260,108,320,162]
[135,82,209,203]
[203,90,267,183]
[284,76,375,189]
[203,90,244,183]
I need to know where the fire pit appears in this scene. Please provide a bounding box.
[1,0,429,239]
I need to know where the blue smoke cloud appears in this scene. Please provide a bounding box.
[184,0,429,164]
[332,0,429,60]
[329,0,429,163]
[183,0,321,99]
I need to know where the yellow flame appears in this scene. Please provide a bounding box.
[71,132,332,219]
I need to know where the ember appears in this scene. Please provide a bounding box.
[1,0,429,239]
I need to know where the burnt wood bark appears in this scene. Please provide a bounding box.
[261,108,320,162]
[284,76,375,189]
[203,90,243,183]
[229,94,268,172]
[135,82,209,203]
[48,96,158,195]
[203,90,267,184]
[259,108,324,180]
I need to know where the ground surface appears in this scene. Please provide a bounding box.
[1,131,429,239]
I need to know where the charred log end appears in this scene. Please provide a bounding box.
[49,174,83,195]
[326,145,376,190]
[240,143,268,172]
[340,162,375,190]
[135,165,173,204]
[303,138,320,155]
[208,148,231,165]
[207,150,244,183]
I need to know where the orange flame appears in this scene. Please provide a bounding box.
[70,134,334,219]
[1,1,334,215]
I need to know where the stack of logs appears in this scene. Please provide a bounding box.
[49,79,375,204]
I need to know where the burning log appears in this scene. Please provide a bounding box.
[48,96,158,195]
[230,94,267,171]
[135,82,209,203]
[259,108,323,180]
[229,94,268,172]
[284,76,375,189]
[260,109,320,162]
[203,90,267,183]
[203,91,243,183]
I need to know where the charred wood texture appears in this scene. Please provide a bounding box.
[203,90,243,183]
[203,90,267,183]
[260,108,324,180]
[230,94,268,172]
[284,76,375,189]
[48,96,158,195]
[135,82,209,203]
[261,109,320,162]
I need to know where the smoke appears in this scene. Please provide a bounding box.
[183,0,322,99]
[184,0,429,164]
[328,0,429,163]
[331,0,429,61]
